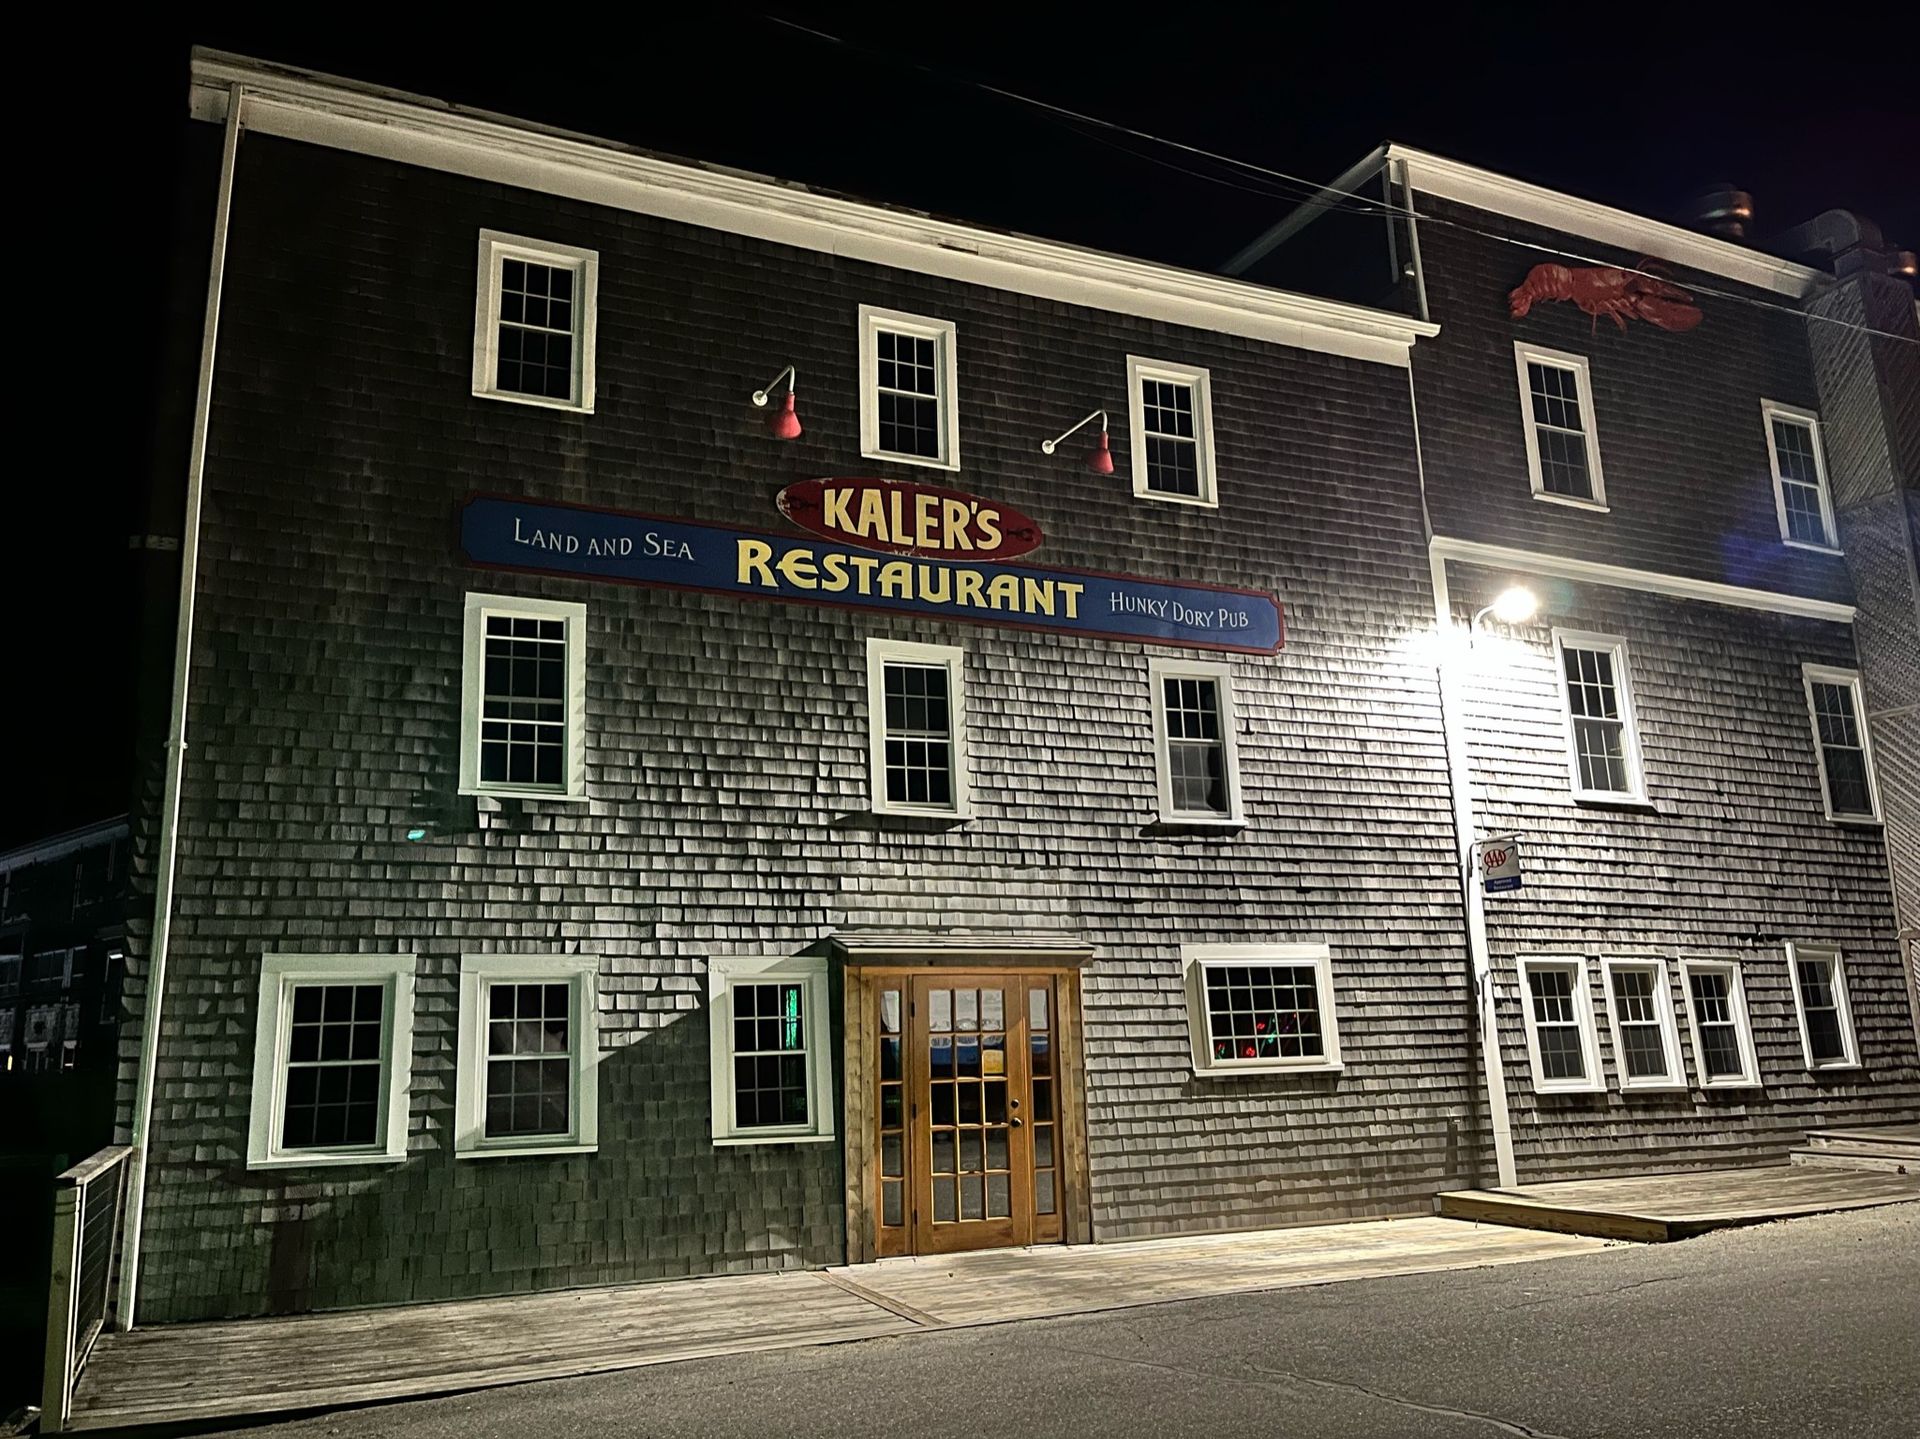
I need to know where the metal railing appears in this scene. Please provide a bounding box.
[41,1145,132,1433]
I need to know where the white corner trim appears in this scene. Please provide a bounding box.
[454,954,601,1158]
[189,51,1438,367]
[1387,145,1825,300]
[246,953,417,1169]
[1430,537,1856,624]
[706,954,836,1145]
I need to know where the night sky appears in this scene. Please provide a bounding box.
[12,13,1915,850]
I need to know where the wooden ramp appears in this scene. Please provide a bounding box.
[68,1217,1605,1432]
[1437,1164,1920,1242]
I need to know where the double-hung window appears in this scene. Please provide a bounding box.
[1802,666,1880,823]
[460,593,588,801]
[1126,357,1217,506]
[1600,959,1684,1091]
[1762,402,1837,551]
[1514,343,1606,508]
[1553,630,1646,803]
[1184,944,1342,1076]
[1787,943,1860,1071]
[1148,658,1243,824]
[1678,959,1759,1088]
[858,307,959,469]
[247,953,416,1169]
[472,231,599,412]
[1516,957,1603,1094]
[707,955,835,1144]
[866,638,969,817]
[454,955,600,1157]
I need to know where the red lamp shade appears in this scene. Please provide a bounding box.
[1086,430,1115,475]
[767,391,803,440]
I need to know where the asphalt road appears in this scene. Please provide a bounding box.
[192,1204,1919,1439]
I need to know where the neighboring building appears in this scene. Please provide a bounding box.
[1,818,130,1149]
[113,51,1919,1328]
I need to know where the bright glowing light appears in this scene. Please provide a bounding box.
[405,827,429,843]
[1487,587,1539,625]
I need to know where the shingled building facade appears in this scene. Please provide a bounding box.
[116,53,1920,1327]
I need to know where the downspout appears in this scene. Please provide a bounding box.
[118,82,243,1331]
[1405,367,1517,1188]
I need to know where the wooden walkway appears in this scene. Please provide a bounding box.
[1437,1163,1920,1242]
[68,1217,1603,1431]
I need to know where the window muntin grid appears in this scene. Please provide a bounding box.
[1526,360,1594,500]
[483,982,572,1139]
[1162,675,1229,815]
[1140,377,1201,498]
[1526,966,1588,1083]
[481,614,567,791]
[1561,643,1635,796]
[494,257,577,402]
[280,983,385,1151]
[877,987,906,1229]
[926,985,1014,1224]
[731,981,810,1129]
[1771,416,1830,546]
[1793,954,1850,1065]
[1809,679,1874,818]
[1686,969,1747,1081]
[1201,964,1325,1065]
[881,661,954,810]
[874,328,942,460]
[1608,966,1672,1081]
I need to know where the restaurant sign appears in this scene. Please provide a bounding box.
[460,492,1283,653]
[777,477,1044,562]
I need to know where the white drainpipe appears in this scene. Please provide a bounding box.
[117,83,243,1331]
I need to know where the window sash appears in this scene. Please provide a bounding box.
[1556,635,1642,801]
[1128,357,1216,506]
[729,981,812,1131]
[1519,959,1600,1092]
[868,641,967,817]
[1765,408,1834,548]
[1790,947,1856,1069]
[472,231,598,413]
[462,595,586,801]
[1184,945,1341,1074]
[279,981,389,1152]
[482,981,575,1140]
[1805,672,1877,821]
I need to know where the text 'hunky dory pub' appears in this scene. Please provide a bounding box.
[113,52,1919,1329]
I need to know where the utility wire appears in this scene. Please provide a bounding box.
[764,15,1918,346]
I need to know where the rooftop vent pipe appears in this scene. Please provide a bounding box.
[1772,209,1891,278]
[1688,184,1755,241]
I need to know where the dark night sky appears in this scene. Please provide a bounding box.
[10,11,1915,850]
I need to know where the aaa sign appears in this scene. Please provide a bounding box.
[777,478,1043,562]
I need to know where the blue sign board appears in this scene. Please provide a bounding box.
[461,496,1284,654]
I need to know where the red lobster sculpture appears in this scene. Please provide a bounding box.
[1508,262,1703,333]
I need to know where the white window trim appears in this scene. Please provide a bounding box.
[1516,956,1605,1095]
[247,953,416,1170]
[1761,400,1839,553]
[1148,657,1245,826]
[1551,629,1648,805]
[454,954,600,1159]
[1801,664,1882,825]
[857,305,960,471]
[1513,341,1607,511]
[1786,942,1862,1072]
[1677,958,1761,1090]
[1183,943,1343,1077]
[1599,957,1686,1093]
[459,592,589,803]
[865,637,971,819]
[1126,355,1219,509]
[471,230,599,413]
[706,954,837,1145]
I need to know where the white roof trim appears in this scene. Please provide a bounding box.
[1387,145,1826,300]
[1430,535,1855,624]
[188,52,1438,368]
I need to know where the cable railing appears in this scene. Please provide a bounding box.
[41,1144,132,1434]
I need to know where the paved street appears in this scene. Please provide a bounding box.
[193,1205,1917,1439]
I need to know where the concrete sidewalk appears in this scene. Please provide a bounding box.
[70,1217,1605,1431]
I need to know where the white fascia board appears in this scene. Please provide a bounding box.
[1430,536,1856,624]
[1386,145,1826,300]
[189,52,1438,368]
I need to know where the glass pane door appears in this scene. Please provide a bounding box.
[910,975,1030,1254]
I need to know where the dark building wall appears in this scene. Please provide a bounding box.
[128,133,1471,1323]
[1413,195,1853,605]
[1444,564,1920,1176]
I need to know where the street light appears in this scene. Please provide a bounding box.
[1472,586,1539,631]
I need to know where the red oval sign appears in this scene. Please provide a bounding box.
[776,478,1044,562]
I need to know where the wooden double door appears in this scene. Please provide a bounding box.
[855,970,1083,1258]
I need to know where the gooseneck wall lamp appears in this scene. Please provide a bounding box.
[1040,409,1114,476]
[750,365,803,439]
[1471,586,1540,633]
